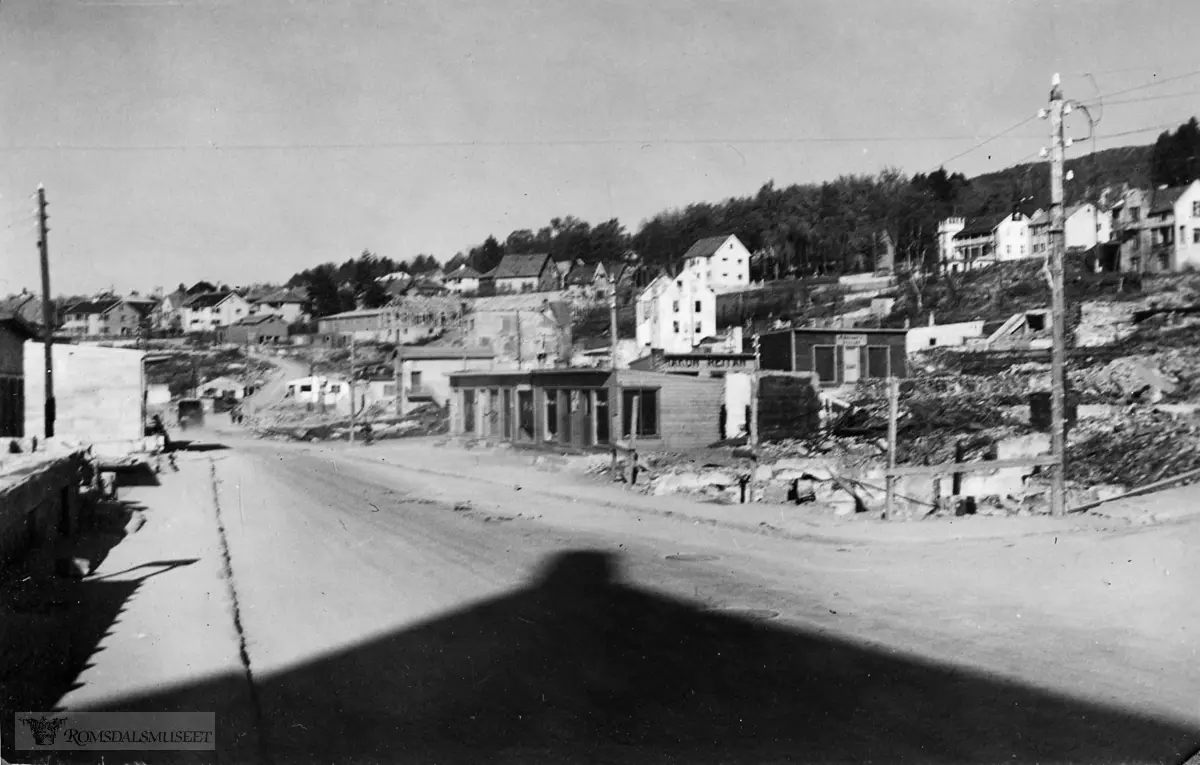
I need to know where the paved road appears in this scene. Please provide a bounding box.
[69,430,1200,764]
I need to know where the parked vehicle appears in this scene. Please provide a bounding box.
[178,399,205,430]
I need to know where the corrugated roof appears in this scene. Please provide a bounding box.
[681,235,732,261]
[493,252,552,280]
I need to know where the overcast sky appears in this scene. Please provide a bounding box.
[2,0,1199,295]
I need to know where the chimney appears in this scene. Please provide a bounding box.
[928,312,935,327]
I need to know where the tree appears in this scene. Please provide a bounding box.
[1151,117,1200,187]
[304,265,342,318]
[469,236,505,273]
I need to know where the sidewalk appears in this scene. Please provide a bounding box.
[55,452,259,758]
[352,437,1197,545]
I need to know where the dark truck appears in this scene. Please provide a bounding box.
[178,399,205,430]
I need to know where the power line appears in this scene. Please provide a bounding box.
[0,133,1047,153]
[1080,67,1200,104]
[927,114,1038,171]
[1092,89,1200,107]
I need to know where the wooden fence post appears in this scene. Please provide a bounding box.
[885,376,898,520]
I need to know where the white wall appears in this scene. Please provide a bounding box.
[906,321,986,354]
[681,236,752,292]
[995,215,1032,261]
[635,274,717,353]
[1173,181,1200,270]
[1065,204,1111,250]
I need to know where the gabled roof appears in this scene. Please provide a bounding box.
[1150,184,1192,215]
[445,264,482,280]
[0,310,38,339]
[952,215,1007,240]
[493,253,552,280]
[66,298,123,315]
[565,262,603,286]
[185,291,242,309]
[186,281,218,295]
[681,235,735,261]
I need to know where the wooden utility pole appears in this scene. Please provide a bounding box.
[393,349,403,418]
[885,376,899,519]
[348,336,357,444]
[1043,73,1069,516]
[609,283,622,440]
[37,185,55,439]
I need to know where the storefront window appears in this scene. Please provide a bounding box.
[462,389,476,433]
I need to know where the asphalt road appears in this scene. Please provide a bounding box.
[100,431,1200,765]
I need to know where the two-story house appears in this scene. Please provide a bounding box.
[941,212,1033,271]
[182,291,251,332]
[250,288,307,324]
[635,268,717,354]
[677,235,752,292]
[443,264,482,294]
[492,253,559,293]
[61,297,148,338]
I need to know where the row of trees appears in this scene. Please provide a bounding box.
[287,250,439,316]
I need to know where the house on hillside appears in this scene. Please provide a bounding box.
[564,261,612,300]
[0,312,37,437]
[635,268,717,355]
[181,291,251,332]
[250,288,307,324]
[677,235,752,292]
[1065,203,1111,251]
[1174,180,1200,270]
[492,253,559,293]
[940,212,1033,272]
[217,314,289,345]
[62,297,149,338]
[444,264,482,294]
[157,288,190,331]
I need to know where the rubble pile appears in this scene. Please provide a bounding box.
[1067,411,1200,488]
[251,402,448,442]
[1075,302,1137,347]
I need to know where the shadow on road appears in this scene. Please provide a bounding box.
[28,549,1197,764]
[168,439,230,453]
[0,531,199,758]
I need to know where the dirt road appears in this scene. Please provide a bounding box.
[67,431,1200,764]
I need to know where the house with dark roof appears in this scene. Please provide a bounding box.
[1109,181,1200,273]
[939,212,1033,273]
[181,291,252,332]
[678,235,752,292]
[444,264,483,294]
[492,253,559,294]
[250,288,308,324]
[564,261,612,300]
[61,296,149,338]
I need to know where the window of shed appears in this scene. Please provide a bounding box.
[621,388,659,438]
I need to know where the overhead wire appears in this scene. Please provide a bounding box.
[1079,67,1200,104]
[927,115,1039,172]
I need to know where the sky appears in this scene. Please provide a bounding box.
[2,0,1199,296]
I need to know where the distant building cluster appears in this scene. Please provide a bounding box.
[938,180,1200,274]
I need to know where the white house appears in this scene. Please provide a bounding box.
[1064,203,1112,250]
[443,264,482,294]
[635,270,717,354]
[994,212,1033,262]
[678,235,752,292]
[942,212,1034,272]
[182,291,251,332]
[1170,180,1200,270]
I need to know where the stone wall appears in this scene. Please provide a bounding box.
[0,450,87,568]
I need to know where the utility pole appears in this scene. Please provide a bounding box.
[1042,73,1069,516]
[348,336,357,444]
[609,281,622,445]
[37,185,56,439]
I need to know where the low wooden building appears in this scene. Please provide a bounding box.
[217,314,289,346]
[448,368,723,451]
[758,326,908,387]
[1,312,37,437]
